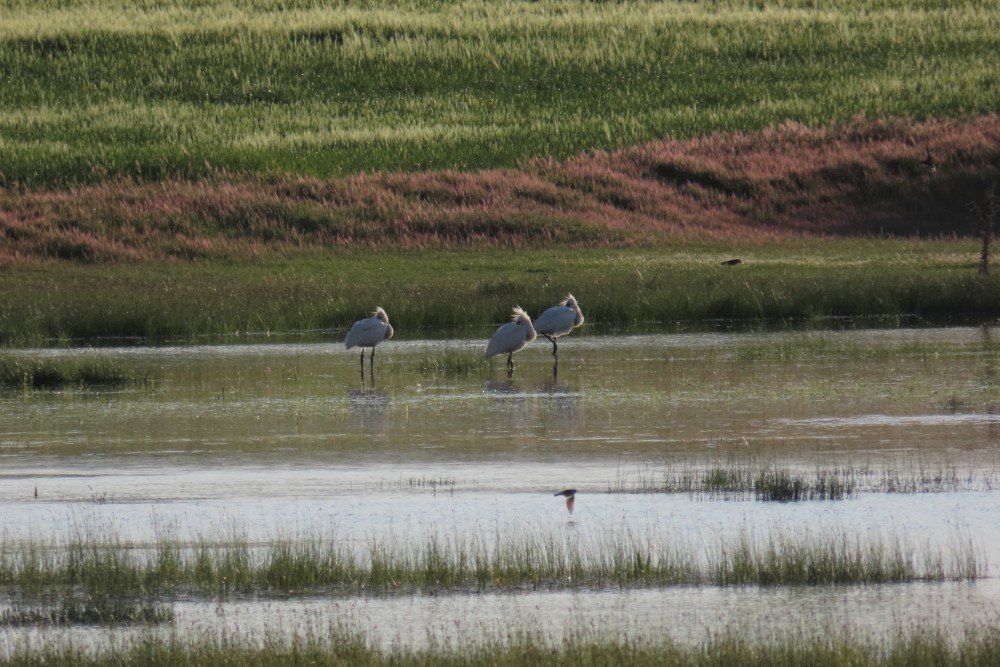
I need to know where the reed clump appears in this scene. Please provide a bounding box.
[613,461,995,499]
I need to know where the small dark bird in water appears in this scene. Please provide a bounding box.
[721,258,742,266]
[554,488,577,514]
[919,148,936,173]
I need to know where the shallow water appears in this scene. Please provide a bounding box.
[2,328,1000,650]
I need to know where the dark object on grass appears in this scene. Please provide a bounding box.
[920,148,936,172]
[721,258,742,266]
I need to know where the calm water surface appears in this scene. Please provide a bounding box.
[2,328,1000,650]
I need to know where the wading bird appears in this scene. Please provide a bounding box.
[345,307,394,373]
[554,488,577,514]
[484,306,536,376]
[533,294,584,359]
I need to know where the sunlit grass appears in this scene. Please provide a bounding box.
[1,1,999,187]
[0,526,980,624]
[411,347,489,376]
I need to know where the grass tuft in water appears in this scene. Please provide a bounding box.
[411,347,489,376]
[0,354,154,390]
[0,527,980,619]
[614,460,995,499]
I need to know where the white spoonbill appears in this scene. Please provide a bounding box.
[345,306,394,371]
[533,293,584,359]
[484,306,537,375]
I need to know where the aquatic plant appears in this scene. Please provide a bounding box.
[411,347,489,376]
[612,461,996,499]
[0,353,154,390]
[0,526,980,622]
[2,623,999,667]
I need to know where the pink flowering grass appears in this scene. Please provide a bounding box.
[1,116,998,264]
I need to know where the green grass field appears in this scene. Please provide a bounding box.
[1,0,999,187]
[2,241,998,344]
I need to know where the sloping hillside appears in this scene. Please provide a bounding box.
[2,116,998,263]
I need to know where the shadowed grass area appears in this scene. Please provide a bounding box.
[1,626,999,667]
[0,353,155,389]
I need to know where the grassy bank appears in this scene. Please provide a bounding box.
[2,242,999,344]
[2,1,999,187]
[2,627,1000,667]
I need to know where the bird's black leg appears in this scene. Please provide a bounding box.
[506,352,514,378]
[359,350,365,372]
[541,333,557,358]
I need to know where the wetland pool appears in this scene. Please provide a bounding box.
[2,327,1000,650]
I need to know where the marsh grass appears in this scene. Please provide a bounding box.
[0,527,980,622]
[0,353,154,389]
[3,625,1000,667]
[613,461,995,499]
[4,242,1000,344]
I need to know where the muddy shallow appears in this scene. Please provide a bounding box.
[2,327,1000,650]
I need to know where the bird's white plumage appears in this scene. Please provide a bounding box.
[345,307,394,350]
[533,294,584,338]
[484,307,537,360]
